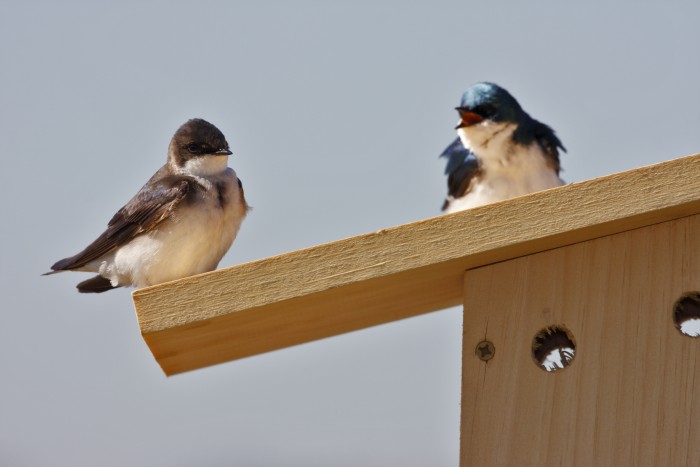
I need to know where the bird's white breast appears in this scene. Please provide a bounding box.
[445,122,563,213]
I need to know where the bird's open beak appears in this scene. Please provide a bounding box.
[455,107,484,129]
[213,148,233,156]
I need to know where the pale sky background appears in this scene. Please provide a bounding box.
[2,1,700,466]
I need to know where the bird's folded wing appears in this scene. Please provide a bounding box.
[50,176,197,271]
[440,137,481,205]
[531,119,565,173]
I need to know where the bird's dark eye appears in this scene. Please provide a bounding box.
[474,105,497,118]
[187,143,200,153]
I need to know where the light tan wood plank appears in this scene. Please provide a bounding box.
[133,154,700,375]
[460,214,700,466]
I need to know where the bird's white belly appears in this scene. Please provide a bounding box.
[95,173,246,288]
[112,208,236,286]
[445,144,563,213]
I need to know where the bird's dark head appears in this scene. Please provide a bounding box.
[455,82,524,129]
[169,118,233,174]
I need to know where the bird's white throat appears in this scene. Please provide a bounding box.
[176,155,230,177]
[458,121,517,164]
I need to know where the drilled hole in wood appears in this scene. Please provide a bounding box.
[673,292,700,337]
[532,325,576,372]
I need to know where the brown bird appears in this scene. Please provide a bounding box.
[45,118,249,293]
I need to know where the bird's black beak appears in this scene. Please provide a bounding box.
[455,107,484,129]
[213,148,233,156]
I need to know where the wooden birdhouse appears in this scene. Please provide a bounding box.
[133,154,700,466]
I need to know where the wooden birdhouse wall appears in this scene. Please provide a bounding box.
[460,213,700,466]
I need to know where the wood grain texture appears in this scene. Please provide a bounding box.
[460,214,700,466]
[132,154,700,375]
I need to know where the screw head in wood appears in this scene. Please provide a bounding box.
[475,340,495,361]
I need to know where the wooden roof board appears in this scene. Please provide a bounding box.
[132,153,700,375]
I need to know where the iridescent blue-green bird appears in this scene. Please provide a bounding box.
[440,82,565,212]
